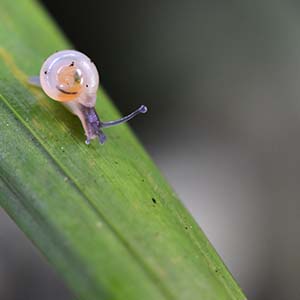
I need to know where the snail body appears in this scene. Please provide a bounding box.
[29,50,147,144]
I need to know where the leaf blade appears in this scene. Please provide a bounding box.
[0,1,246,299]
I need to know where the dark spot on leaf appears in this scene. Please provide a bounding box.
[185,226,188,230]
[152,198,157,204]
[114,161,118,164]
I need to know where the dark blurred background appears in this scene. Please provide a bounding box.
[1,0,300,299]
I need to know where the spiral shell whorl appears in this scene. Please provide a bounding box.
[40,50,99,105]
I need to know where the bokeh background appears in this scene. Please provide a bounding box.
[1,0,300,299]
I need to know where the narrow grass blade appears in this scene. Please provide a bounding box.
[0,1,246,299]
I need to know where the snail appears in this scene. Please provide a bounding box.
[29,50,147,144]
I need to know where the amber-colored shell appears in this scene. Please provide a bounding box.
[40,50,99,103]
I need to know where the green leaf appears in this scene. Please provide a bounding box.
[0,1,246,299]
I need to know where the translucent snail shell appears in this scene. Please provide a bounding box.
[30,50,147,145]
[40,50,99,107]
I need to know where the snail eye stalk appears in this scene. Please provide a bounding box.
[101,105,148,128]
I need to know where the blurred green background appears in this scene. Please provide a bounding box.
[1,0,300,299]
